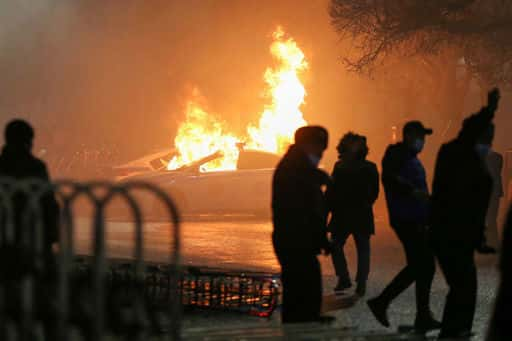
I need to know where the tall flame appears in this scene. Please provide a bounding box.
[168,27,308,172]
[246,26,308,154]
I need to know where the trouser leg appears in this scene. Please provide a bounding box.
[411,227,435,317]
[378,223,434,317]
[331,229,351,283]
[353,232,371,285]
[436,244,477,336]
[278,252,322,323]
[377,225,416,304]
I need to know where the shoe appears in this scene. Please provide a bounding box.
[414,314,441,333]
[356,282,366,297]
[334,278,352,293]
[367,297,390,328]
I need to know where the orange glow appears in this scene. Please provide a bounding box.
[166,89,239,172]
[246,26,308,154]
[168,27,308,172]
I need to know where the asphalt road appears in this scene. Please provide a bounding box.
[75,217,500,340]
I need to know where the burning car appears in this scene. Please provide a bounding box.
[110,27,309,219]
[120,148,280,218]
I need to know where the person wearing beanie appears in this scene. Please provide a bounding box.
[272,125,332,323]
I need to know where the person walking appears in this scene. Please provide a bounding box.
[367,121,440,333]
[430,89,500,339]
[327,133,379,296]
[272,126,332,323]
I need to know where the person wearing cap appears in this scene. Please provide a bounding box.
[367,120,440,333]
[272,125,332,323]
[430,89,500,339]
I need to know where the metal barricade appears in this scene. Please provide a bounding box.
[0,178,181,341]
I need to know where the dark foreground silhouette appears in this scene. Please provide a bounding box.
[327,132,378,297]
[0,119,59,338]
[272,126,332,323]
[367,120,440,333]
[430,89,500,339]
[487,206,512,341]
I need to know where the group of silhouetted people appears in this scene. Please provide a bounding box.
[272,88,510,339]
[0,90,509,340]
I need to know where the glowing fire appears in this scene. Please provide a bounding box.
[168,27,308,172]
[246,27,308,154]
[166,90,239,172]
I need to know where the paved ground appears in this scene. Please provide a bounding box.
[75,217,500,340]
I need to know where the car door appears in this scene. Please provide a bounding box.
[224,168,273,214]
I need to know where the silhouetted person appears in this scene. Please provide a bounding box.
[272,126,331,323]
[367,121,440,333]
[487,205,512,341]
[484,146,504,251]
[327,133,378,296]
[0,119,59,337]
[430,89,500,339]
[0,119,59,261]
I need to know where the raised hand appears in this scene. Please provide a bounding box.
[487,88,500,112]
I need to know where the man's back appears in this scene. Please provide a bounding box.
[0,143,59,261]
[272,144,328,254]
[0,145,49,179]
[430,139,492,244]
[328,159,379,234]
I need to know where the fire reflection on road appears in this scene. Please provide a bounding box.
[74,218,280,272]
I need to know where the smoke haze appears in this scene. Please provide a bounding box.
[0,0,510,169]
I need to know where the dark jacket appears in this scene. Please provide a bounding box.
[430,106,494,247]
[272,145,330,255]
[488,206,512,341]
[0,145,59,265]
[327,159,379,235]
[382,143,429,226]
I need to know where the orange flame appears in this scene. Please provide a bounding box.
[167,89,239,172]
[246,26,308,154]
[168,27,308,172]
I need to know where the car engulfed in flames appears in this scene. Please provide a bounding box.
[110,26,308,219]
[119,147,280,218]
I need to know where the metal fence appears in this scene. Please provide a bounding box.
[0,178,181,341]
[0,177,282,341]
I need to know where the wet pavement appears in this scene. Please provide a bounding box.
[75,217,500,340]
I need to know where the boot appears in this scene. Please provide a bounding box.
[334,277,352,293]
[367,297,390,328]
[414,311,441,333]
[356,282,366,297]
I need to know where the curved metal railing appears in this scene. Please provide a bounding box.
[0,178,181,341]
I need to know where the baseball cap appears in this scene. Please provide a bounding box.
[403,121,433,136]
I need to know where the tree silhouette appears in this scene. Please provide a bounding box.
[330,0,512,136]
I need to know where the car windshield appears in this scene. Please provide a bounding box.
[149,152,175,170]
